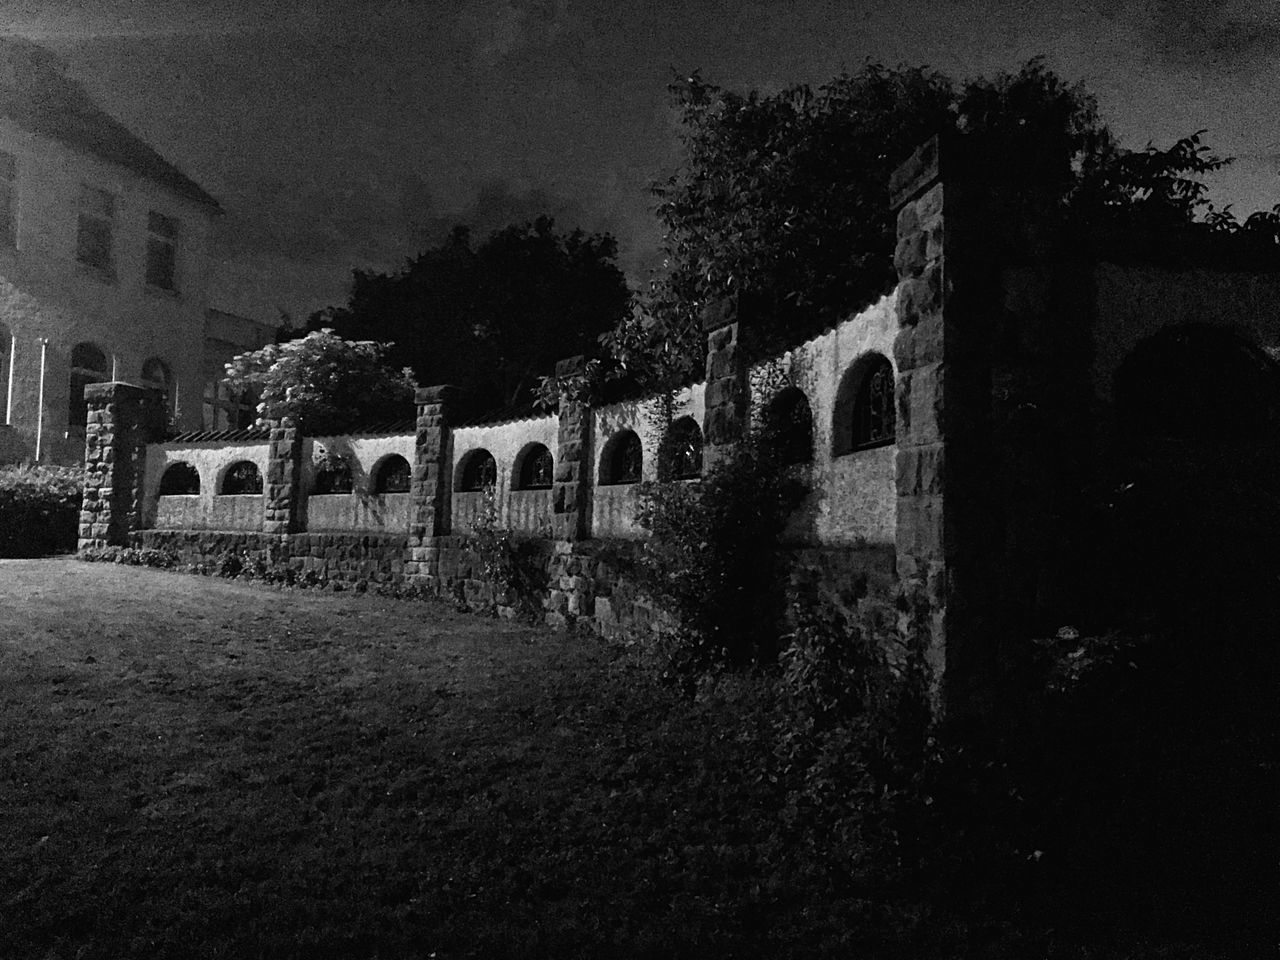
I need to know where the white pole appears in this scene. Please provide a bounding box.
[34,337,46,461]
[5,332,14,425]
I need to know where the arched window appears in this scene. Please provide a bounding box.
[141,357,172,412]
[514,443,554,490]
[219,461,262,495]
[833,352,896,455]
[373,454,411,494]
[600,430,642,485]
[1116,327,1280,440]
[68,341,109,432]
[659,417,703,480]
[159,462,199,495]
[456,449,497,492]
[312,454,353,495]
[764,387,814,465]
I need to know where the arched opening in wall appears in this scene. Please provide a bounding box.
[658,417,703,479]
[1115,326,1280,441]
[312,454,354,495]
[372,454,411,494]
[763,387,814,465]
[68,342,109,435]
[599,430,642,485]
[141,357,173,420]
[456,448,497,492]
[513,443,554,490]
[159,462,199,495]
[1109,325,1280,634]
[219,460,262,495]
[832,352,895,456]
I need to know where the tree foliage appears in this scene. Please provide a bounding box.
[583,58,1280,395]
[224,329,415,435]
[311,216,630,411]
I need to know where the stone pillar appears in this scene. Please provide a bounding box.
[262,417,302,535]
[78,382,164,550]
[701,295,749,469]
[890,134,999,718]
[551,355,592,542]
[405,385,460,581]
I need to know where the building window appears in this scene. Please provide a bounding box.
[202,380,257,431]
[159,462,200,495]
[146,211,178,291]
[76,185,116,277]
[219,461,262,495]
[854,356,896,449]
[834,352,896,455]
[141,356,173,418]
[514,443,554,489]
[312,454,354,495]
[659,417,703,479]
[0,150,16,247]
[600,430,642,485]
[764,388,814,465]
[373,455,411,494]
[456,449,497,492]
[68,341,109,434]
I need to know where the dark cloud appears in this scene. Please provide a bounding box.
[1148,0,1280,72]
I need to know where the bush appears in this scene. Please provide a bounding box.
[633,437,807,677]
[0,464,83,557]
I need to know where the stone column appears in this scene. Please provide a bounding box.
[701,295,749,469]
[892,133,1055,718]
[78,382,163,550]
[405,385,460,581]
[263,416,303,535]
[551,355,592,542]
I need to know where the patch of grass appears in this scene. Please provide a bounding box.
[0,560,1258,959]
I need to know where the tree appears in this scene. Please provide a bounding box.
[310,216,631,411]
[224,329,416,435]
[590,58,1280,394]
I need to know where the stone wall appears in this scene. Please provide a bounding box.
[134,529,408,584]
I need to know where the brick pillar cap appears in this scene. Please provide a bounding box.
[415,385,462,405]
[889,134,943,212]
[700,295,737,333]
[554,355,586,378]
[84,381,159,403]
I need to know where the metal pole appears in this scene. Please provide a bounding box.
[34,337,46,461]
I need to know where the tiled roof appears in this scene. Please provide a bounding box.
[0,38,220,210]
[454,401,549,428]
[166,428,270,443]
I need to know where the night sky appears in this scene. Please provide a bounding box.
[8,0,1280,323]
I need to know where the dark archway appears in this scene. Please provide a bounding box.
[159,462,199,495]
[599,430,642,485]
[659,417,703,480]
[764,387,814,465]
[373,454,411,494]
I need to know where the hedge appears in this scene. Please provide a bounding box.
[0,464,83,557]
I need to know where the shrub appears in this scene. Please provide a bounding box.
[78,545,179,568]
[633,437,807,677]
[468,484,550,619]
[0,464,83,557]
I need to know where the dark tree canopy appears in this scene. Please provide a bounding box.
[582,58,1280,397]
[310,216,630,411]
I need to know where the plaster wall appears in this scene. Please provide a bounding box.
[591,382,706,538]
[1091,262,1280,403]
[748,292,900,545]
[449,413,557,532]
[144,438,269,528]
[0,120,218,461]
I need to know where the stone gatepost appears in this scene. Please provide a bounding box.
[890,133,1056,718]
[551,355,592,542]
[405,385,460,583]
[263,416,303,535]
[701,295,749,469]
[78,382,164,550]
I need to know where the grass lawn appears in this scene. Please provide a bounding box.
[0,559,922,959]
[0,559,1262,959]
